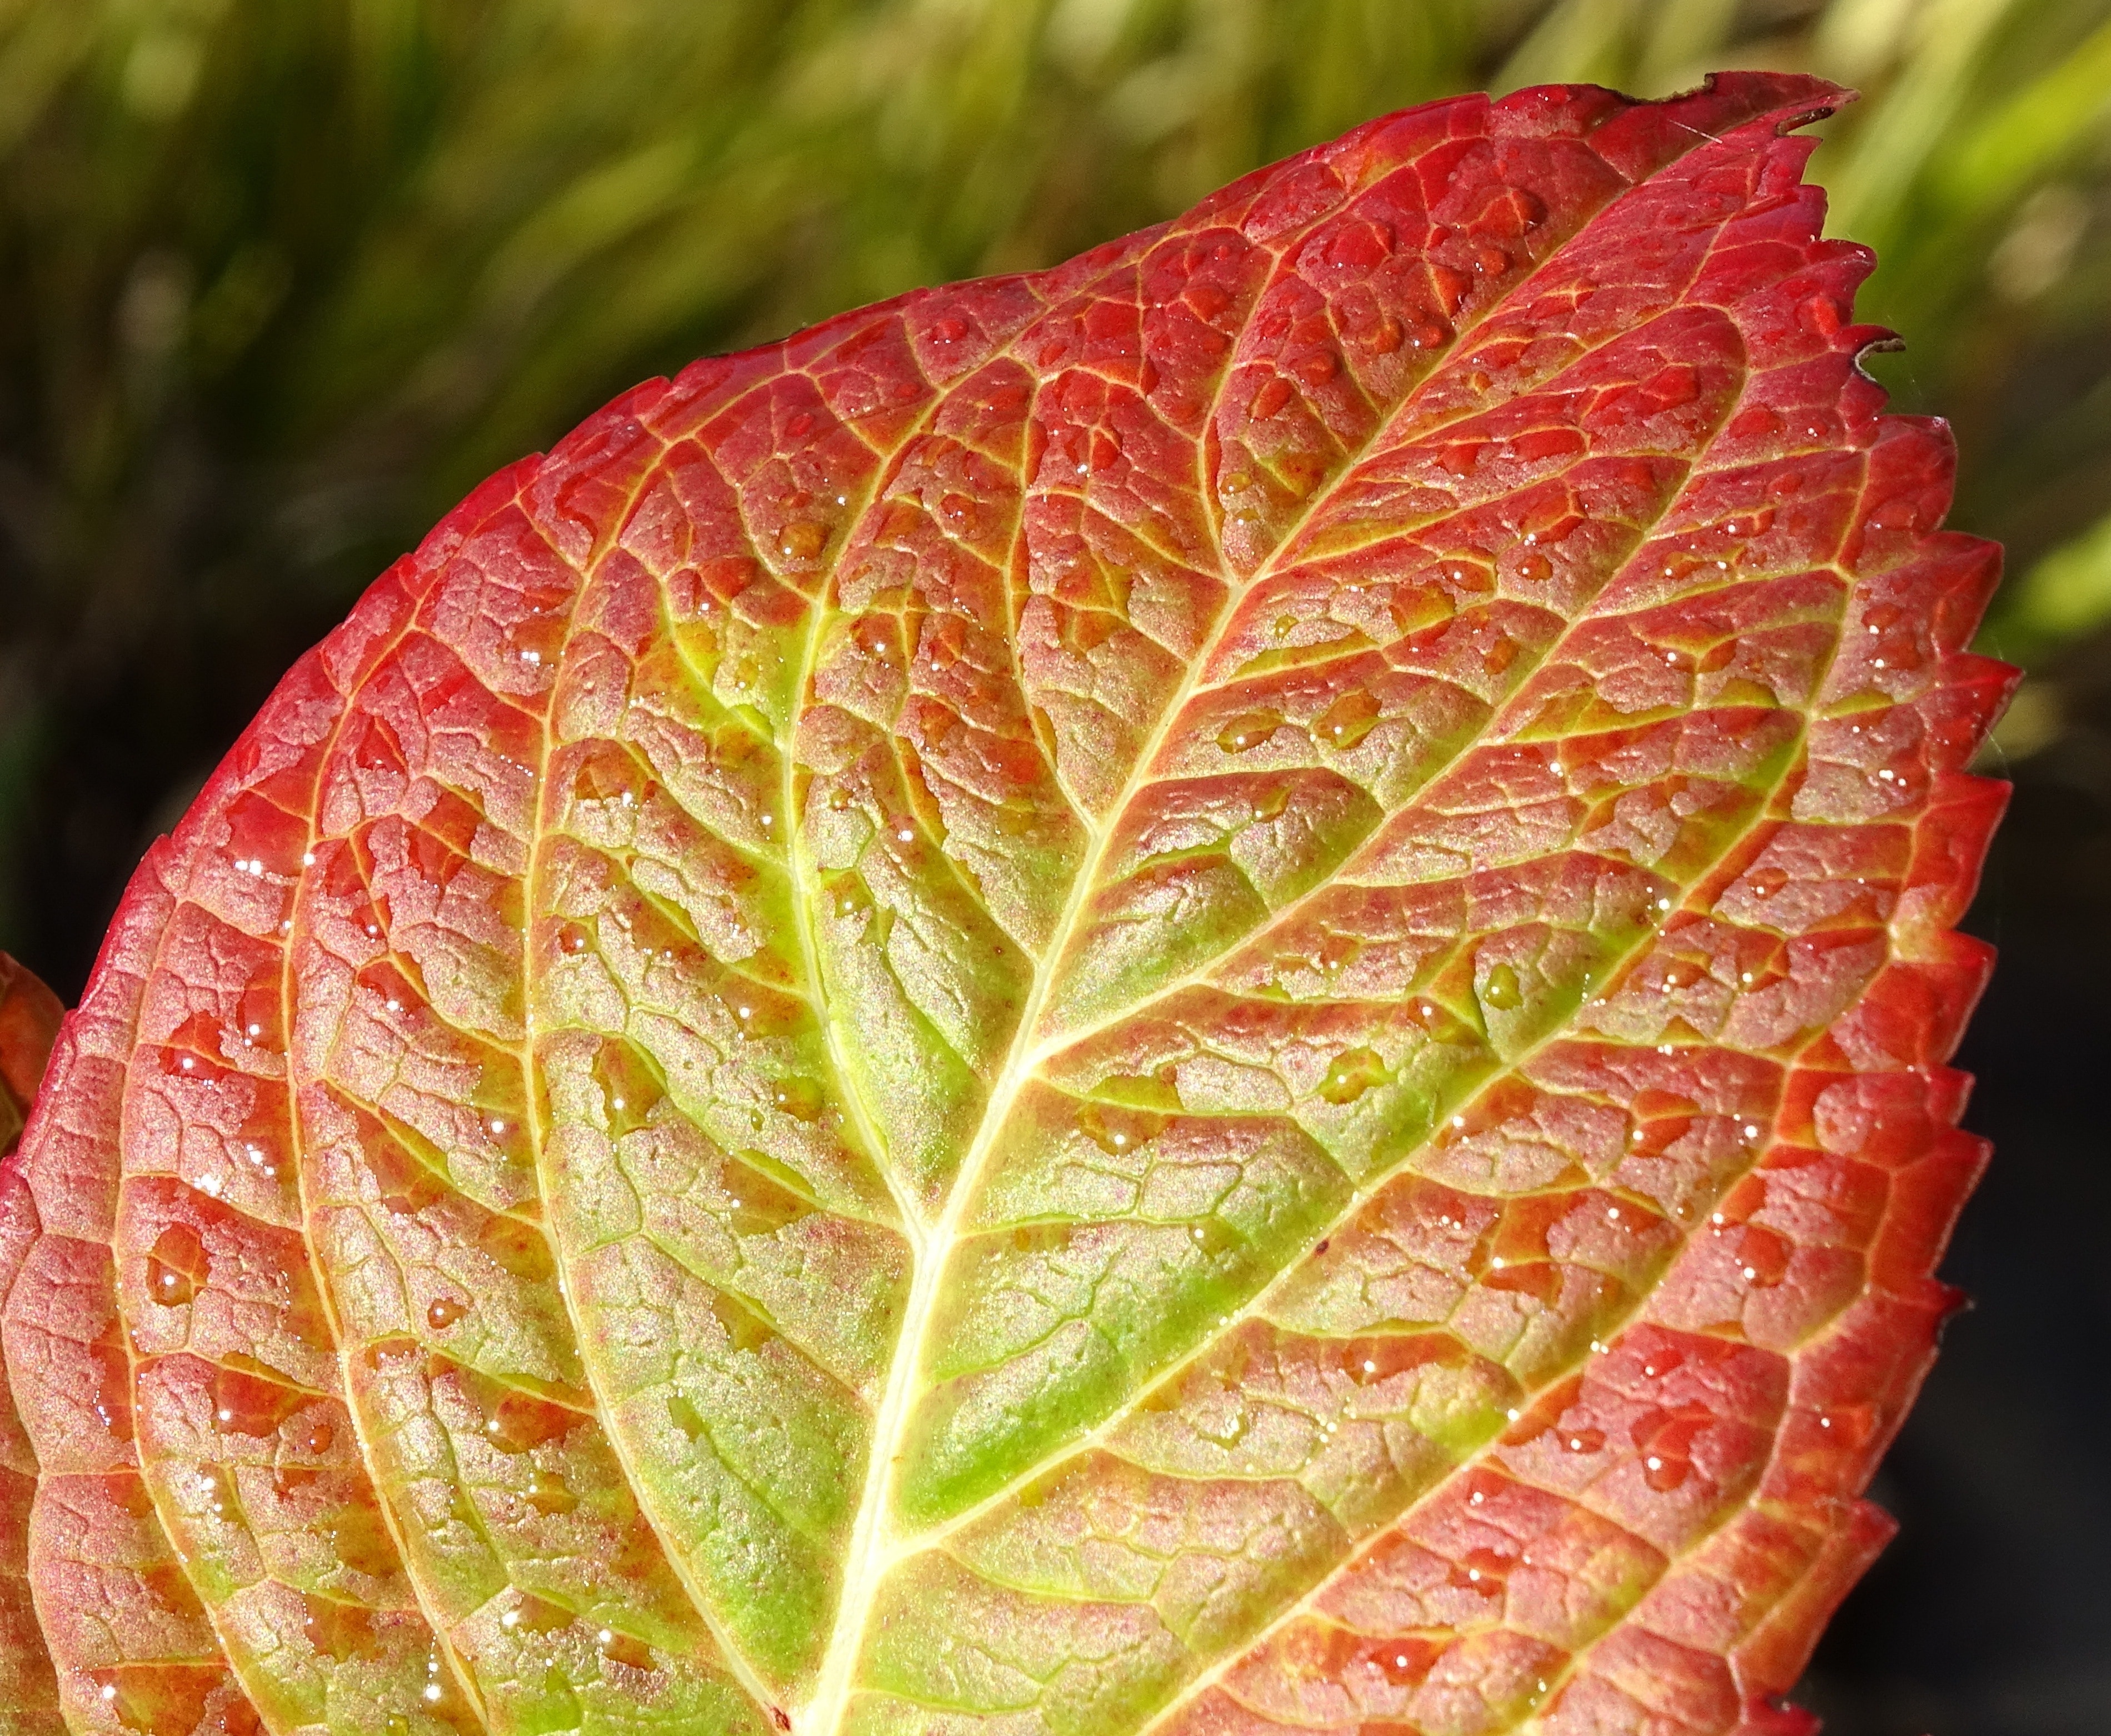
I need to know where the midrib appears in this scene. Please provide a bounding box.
[799,123,1727,1729]
[803,302,1496,1735]
[798,634,1205,1734]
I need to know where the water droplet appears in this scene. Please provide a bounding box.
[1251,783,1291,822]
[303,1592,380,1662]
[1317,1047,1384,1105]
[1563,1427,1605,1454]
[211,1365,303,1438]
[1317,932,1362,977]
[1250,376,1294,421]
[1315,689,1380,750]
[320,1502,399,1577]
[478,1214,557,1282]
[1375,1639,1434,1684]
[93,1664,258,1736]
[1515,550,1552,583]
[601,1631,656,1672]
[1216,709,1281,754]
[1738,1224,1792,1288]
[1644,1454,1692,1492]
[1481,961,1523,1011]
[478,1387,581,1455]
[1440,440,1484,478]
[778,520,827,561]
[146,1223,207,1307]
[427,1295,467,1332]
[1077,1102,1167,1155]
[772,1077,825,1122]
[1747,864,1788,899]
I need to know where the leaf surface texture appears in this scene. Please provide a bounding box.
[0,73,2008,1736]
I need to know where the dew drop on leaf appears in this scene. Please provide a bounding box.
[778,521,827,560]
[1216,709,1282,753]
[602,1630,656,1672]
[211,1366,302,1438]
[1645,1454,1693,1492]
[1077,1100,1167,1154]
[1318,1047,1385,1104]
[1481,961,1524,1010]
[1315,689,1380,748]
[145,1222,206,1306]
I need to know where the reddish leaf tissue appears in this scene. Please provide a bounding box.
[0,73,2008,1736]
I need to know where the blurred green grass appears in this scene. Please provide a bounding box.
[3,0,2110,989]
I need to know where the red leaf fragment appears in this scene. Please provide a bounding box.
[0,953,61,1736]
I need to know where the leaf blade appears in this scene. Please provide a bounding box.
[0,72,2006,1736]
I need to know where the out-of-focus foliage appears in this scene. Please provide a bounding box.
[1,0,2109,991]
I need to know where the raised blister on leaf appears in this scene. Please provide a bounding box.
[0,73,2006,1736]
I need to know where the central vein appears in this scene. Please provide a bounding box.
[798,147,1654,1724]
[801,723,1131,1734]
[802,448,1370,1734]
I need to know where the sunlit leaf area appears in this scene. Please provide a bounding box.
[0,3,2107,1732]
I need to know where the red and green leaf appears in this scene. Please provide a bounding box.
[0,72,2007,1736]
[0,952,69,1736]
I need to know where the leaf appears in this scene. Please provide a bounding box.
[0,71,2008,1736]
[0,953,68,1736]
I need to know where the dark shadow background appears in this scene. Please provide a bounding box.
[4,3,2109,1731]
